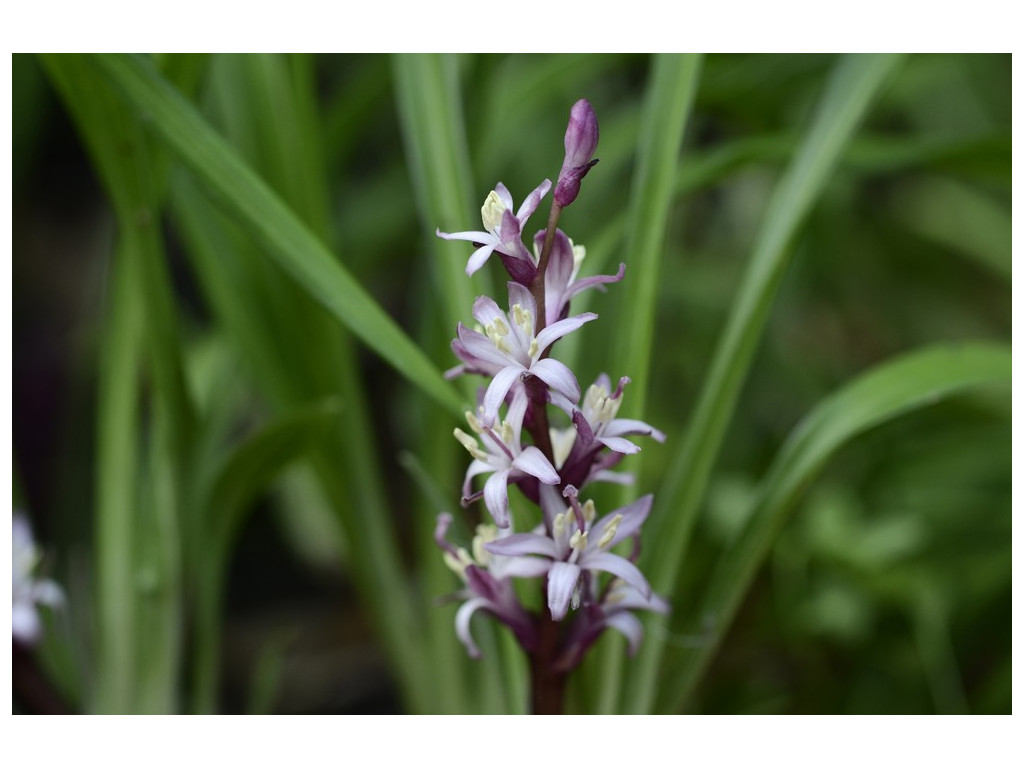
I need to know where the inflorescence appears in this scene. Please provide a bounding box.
[434,99,667,688]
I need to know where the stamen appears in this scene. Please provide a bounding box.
[443,547,473,579]
[465,410,481,433]
[569,529,588,552]
[481,190,506,232]
[454,428,488,461]
[473,524,497,565]
[597,513,623,549]
[582,499,596,525]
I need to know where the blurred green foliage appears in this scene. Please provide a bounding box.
[12,53,1009,713]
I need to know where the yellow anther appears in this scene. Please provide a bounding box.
[597,513,623,549]
[604,586,626,605]
[481,190,506,232]
[582,499,596,525]
[553,512,567,540]
[443,547,473,578]
[570,529,588,552]
[465,411,481,433]
[485,318,510,344]
[584,384,607,412]
[527,339,539,359]
[472,524,497,565]
[550,428,577,468]
[511,305,534,338]
[572,241,587,268]
[454,428,488,461]
[499,420,513,444]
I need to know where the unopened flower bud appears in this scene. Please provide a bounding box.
[554,99,599,207]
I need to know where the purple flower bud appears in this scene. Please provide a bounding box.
[554,99,600,207]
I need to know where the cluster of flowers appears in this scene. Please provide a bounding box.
[434,100,667,673]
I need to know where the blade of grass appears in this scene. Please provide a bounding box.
[41,53,195,713]
[662,342,1009,711]
[90,52,463,417]
[596,53,702,714]
[625,53,906,713]
[392,53,509,712]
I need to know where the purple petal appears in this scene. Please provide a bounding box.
[533,312,597,356]
[506,281,537,323]
[547,561,582,621]
[580,551,651,597]
[485,532,559,558]
[498,251,538,285]
[564,263,626,301]
[483,469,512,528]
[530,358,581,403]
[482,365,525,426]
[512,445,559,485]
[494,182,513,211]
[561,99,599,172]
[570,408,597,454]
[543,229,575,293]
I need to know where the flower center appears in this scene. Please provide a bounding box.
[584,383,621,433]
[481,190,506,232]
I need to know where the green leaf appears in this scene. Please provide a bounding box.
[207,399,343,547]
[90,52,463,417]
[662,341,1010,711]
[625,53,906,713]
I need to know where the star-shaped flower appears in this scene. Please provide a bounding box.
[454,386,559,528]
[437,180,551,281]
[449,282,596,427]
[484,487,655,621]
[434,513,549,658]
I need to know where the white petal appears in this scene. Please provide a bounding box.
[604,611,644,655]
[529,358,581,403]
[455,597,491,659]
[512,446,560,485]
[533,312,597,355]
[466,244,497,275]
[597,435,641,454]
[547,562,582,621]
[483,469,512,528]
[482,365,525,426]
[498,557,554,579]
[437,228,492,243]
[604,418,666,442]
[582,551,651,597]
[472,295,507,329]
[485,532,559,558]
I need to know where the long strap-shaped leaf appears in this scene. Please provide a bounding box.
[625,53,905,713]
[662,341,1010,711]
[90,53,464,417]
[596,53,702,714]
